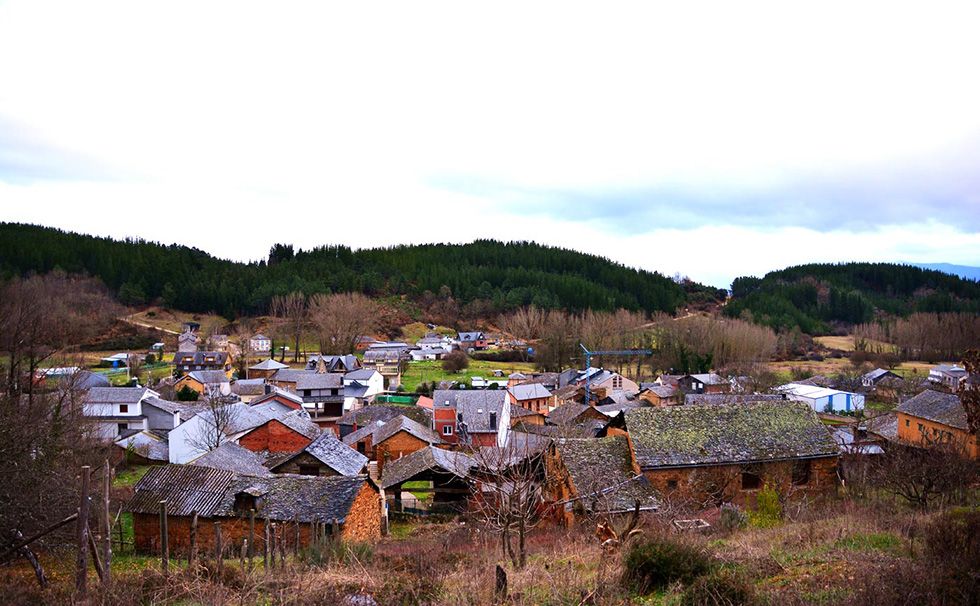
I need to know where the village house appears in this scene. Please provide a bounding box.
[83,386,176,440]
[189,442,274,476]
[778,383,865,414]
[510,404,546,427]
[306,354,361,373]
[432,389,511,447]
[177,330,199,353]
[337,404,432,438]
[381,446,475,513]
[657,373,731,395]
[267,368,345,423]
[341,420,386,458]
[562,367,640,397]
[544,436,660,525]
[361,346,408,388]
[249,388,304,412]
[637,384,681,406]
[410,346,451,361]
[267,431,369,476]
[374,415,443,475]
[114,430,171,465]
[415,332,454,349]
[895,390,977,459]
[208,333,230,352]
[342,368,384,411]
[175,370,232,396]
[247,358,288,380]
[172,351,232,377]
[237,409,321,454]
[456,331,488,351]
[127,465,383,554]
[624,401,840,508]
[231,378,266,403]
[928,364,968,389]
[861,368,901,388]
[508,382,555,415]
[545,402,613,437]
[249,334,272,355]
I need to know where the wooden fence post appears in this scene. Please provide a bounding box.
[159,500,169,574]
[263,517,270,571]
[248,509,256,564]
[188,511,198,569]
[240,539,247,572]
[102,460,112,586]
[295,522,301,556]
[214,522,223,575]
[75,465,91,601]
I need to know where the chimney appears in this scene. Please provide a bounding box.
[489,411,497,431]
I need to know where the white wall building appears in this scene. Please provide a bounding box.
[778,383,865,414]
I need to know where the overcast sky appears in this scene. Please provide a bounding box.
[1,1,979,288]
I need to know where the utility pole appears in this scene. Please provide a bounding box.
[579,343,652,405]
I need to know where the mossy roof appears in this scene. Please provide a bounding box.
[625,401,838,469]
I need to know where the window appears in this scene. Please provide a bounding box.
[117,423,128,435]
[298,465,320,477]
[667,479,678,490]
[741,467,762,490]
[119,404,129,413]
[442,425,454,436]
[357,442,366,454]
[791,460,811,486]
[489,412,497,431]
[905,419,910,427]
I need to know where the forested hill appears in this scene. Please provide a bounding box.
[0,223,690,318]
[725,262,980,333]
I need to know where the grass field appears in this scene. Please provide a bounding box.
[399,359,536,392]
[813,334,898,353]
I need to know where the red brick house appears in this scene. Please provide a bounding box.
[237,411,321,454]
[128,465,383,554]
[373,415,443,475]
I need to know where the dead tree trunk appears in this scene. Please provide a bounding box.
[12,530,47,588]
[159,500,169,574]
[75,465,91,600]
[102,460,112,587]
[188,511,199,569]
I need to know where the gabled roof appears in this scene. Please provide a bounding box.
[129,465,370,523]
[625,401,839,469]
[640,385,678,399]
[432,390,508,433]
[341,420,385,445]
[306,354,360,372]
[115,430,169,462]
[85,386,152,405]
[249,359,288,371]
[546,403,596,425]
[866,412,899,441]
[173,351,229,366]
[338,404,432,428]
[896,390,968,430]
[510,404,542,419]
[554,436,659,513]
[250,388,304,410]
[374,415,442,445]
[344,368,379,381]
[510,383,552,401]
[380,446,474,489]
[271,410,322,440]
[862,368,899,383]
[186,370,230,385]
[457,331,485,341]
[232,379,266,396]
[190,442,272,476]
[271,432,368,476]
[142,395,182,416]
[251,334,269,341]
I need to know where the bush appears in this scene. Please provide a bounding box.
[145,353,156,364]
[680,569,756,606]
[748,485,782,528]
[921,509,980,601]
[442,351,469,373]
[622,536,714,594]
[176,385,199,401]
[719,504,748,532]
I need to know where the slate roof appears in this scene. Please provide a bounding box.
[273,410,322,440]
[432,390,508,433]
[187,370,230,385]
[71,370,111,389]
[306,354,361,373]
[510,383,552,401]
[232,378,266,396]
[688,373,727,386]
[129,465,370,523]
[173,352,229,366]
[684,394,786,406]
[338,404,431,428]
[341,421,385,446]
[142,395,182,415]
[85,387,150,404]
[190,442,272,476]
[345,382,371,399]
[546,403,593,425]
[344,368,378,382]
[625,401,839,469]
[374,415,441,445]
[862,368,898,383]
[380,446,474,489]
[896,390,967,430]
[294,372,344,390]
[510,404,542,419]
[115,430,169,462]
[250,359,288,371]
[457,332,485,342]
[554,436,660,513]
[866,412,899,441]
[272,432,368,476]
[640,385,678,399]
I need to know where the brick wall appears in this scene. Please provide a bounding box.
[239,420,313,453]
[375,431,429,475]
[642,456,838,508]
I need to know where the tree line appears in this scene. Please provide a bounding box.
[726,262,980,333]
[0,223,692,318]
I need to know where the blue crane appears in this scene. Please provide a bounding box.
[579,343,653,405]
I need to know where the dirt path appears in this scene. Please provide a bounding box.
[120,314,180,335]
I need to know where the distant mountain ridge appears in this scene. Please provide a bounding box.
[905,262,980,282]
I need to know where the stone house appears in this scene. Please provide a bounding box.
[896,390,977,459]
[374,415,443,475]
[237,410,321,454]
[128,465,382,554]
[624,401,840,508]
[268,431,369,476]
[432,389,510,447]
[508,383,555,415]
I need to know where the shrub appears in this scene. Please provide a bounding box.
[622,536,713,594]
[442,351,469,373]
[176,385,199,401]
[748,485,782,528]
[921,509,980,601]
[719,504,748,532]
[680,569,756,606]
[145,353,156,364]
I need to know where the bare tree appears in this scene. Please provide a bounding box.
[308,292,379,355]
[467,439,546,569]
[958,349,980,434]
[127,354,144,386]
[873,440,976,509]
[270,292,308,363]
[184,390,240,454]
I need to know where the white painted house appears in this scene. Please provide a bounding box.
[343,369,385,411]
[778,383,865,413]
[83,386,158,440]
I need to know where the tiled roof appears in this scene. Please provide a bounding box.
[510,383,552,401]
[374,415,441,446]
[432,390,508,433]
[190,443,272,476]
[344,368,378,381]
[338,404,431,428]
[276,432,368,476]
[546,403,593,425]
[129,465,370,523]
[896,390,967,430]
[625,401,839,469]
[554,436,659,513]
[114,430,169,462]
[84,387,150,404]
[142,395,182,415]
[380,446,474,489]
[865,412,899,441]
[249,359,288,371]
[232,379,266,396]
[510,404,541,418]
